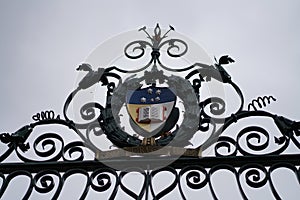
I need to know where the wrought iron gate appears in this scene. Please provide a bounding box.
[1,24,299,199]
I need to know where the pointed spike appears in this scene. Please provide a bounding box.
[154,23,161,36]
[138,26,146,32]
[214,56,218,64]
[169,25,175,31]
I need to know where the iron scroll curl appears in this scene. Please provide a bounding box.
[0,24,300,199]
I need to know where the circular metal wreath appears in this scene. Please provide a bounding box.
[102,71,200,147]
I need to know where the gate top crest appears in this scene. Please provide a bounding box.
[1,24,300,164]
[0,24,299,199]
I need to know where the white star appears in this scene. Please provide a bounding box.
[155,97,160,101]
[147,88,153,94]
[156,89,161,95]
[140,97,146,103]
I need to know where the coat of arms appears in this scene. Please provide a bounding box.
[70,24,226,152]
[126,86,177,137]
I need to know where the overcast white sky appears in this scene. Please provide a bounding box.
[0,1,300,199]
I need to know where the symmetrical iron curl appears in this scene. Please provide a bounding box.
[0,24,299,199]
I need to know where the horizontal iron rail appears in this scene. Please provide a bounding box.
[0,154,299,173]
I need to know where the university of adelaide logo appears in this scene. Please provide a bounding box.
[126,86,177,136]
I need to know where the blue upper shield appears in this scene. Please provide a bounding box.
[126,86,176,104]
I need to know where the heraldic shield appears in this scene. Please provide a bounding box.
[126,86,177,136]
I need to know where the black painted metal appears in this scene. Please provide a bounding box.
[0,24,299,199]
[0,155,299,173]
[0,157,299,199]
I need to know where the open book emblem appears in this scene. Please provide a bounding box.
[126,86,177,135]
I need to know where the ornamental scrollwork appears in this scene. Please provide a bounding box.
[0,24,299,162]
[0,24,299,199]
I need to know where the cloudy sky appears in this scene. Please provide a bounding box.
[0,1,299,199]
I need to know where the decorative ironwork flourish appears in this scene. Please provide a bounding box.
[0,160,299,199]
[0,24,299,199]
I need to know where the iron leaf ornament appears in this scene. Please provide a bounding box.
[0,125,32,152]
